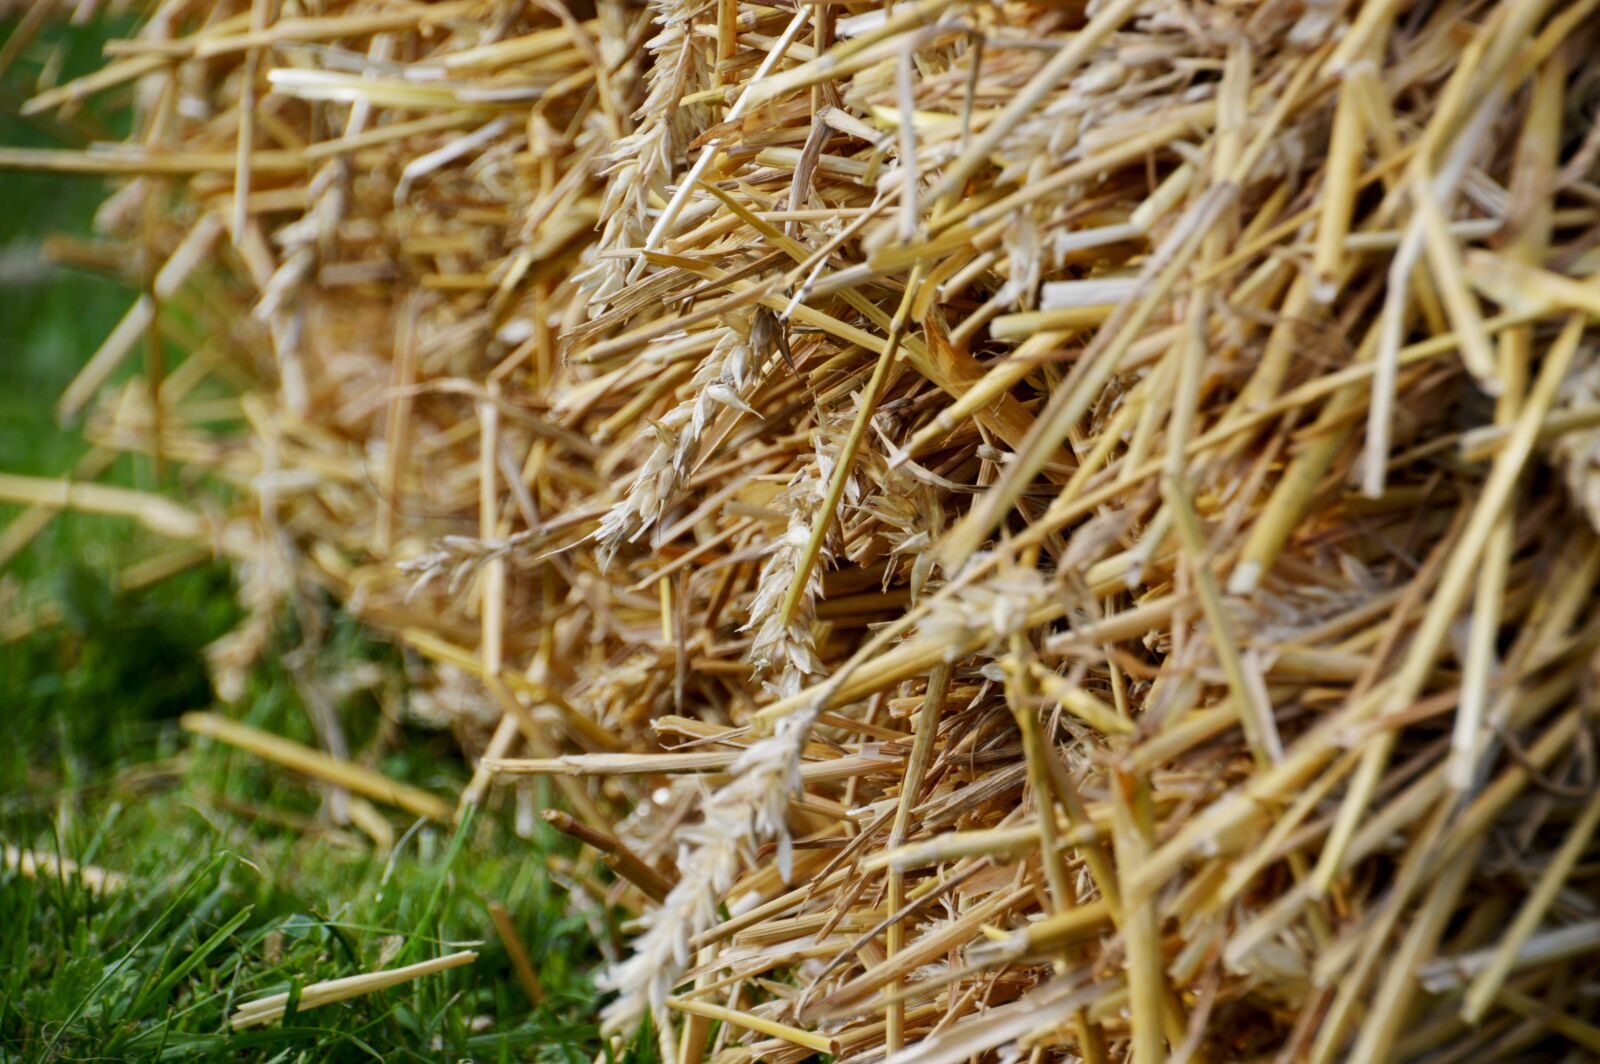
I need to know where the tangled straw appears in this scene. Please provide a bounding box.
[7,0,1600,1059]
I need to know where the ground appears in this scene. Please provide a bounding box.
[0,16,626,1063]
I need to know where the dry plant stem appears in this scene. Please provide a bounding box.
[1346,837,1484,1063]
[543,809,675,902]
[1004,646,1071,909]
[1029,306,1551,573]
[402,630,618,752]
[0,146,307,174]
[58,212,223,423]
[0,0,53,80]
[926,0,1145,208]
[1006,639,1108,1063]
[665,996,839,1055]
[1493,983,1600,1054]
[642,7,810,254]
[778,264,924,630]
[1362,33,1501,497]
[896,330,1068,461]
[885,664,948,1054]
[5,352,214,565]
[180,712,451,821]
[1313,314,1586,889]
[939,185,1226,570]
[1226,324,1380,594]
[1114,767,1171,1064]
[1312,82,1365,304]
[231,0,268,243]
[1305,515,1461,898]
[1167,480,1281,765]
[488,901,545,1008]
[482,678,610,832]
[0,472,205,539]
[698,179,1044,455]
[1451,51,1563,791]
[230,950,477,1028]
[378,299,417,553]
[1461,785,1600,1022]
[1307,798,1453,1064]
[1414,179,1496,387]
[470,383,517,814]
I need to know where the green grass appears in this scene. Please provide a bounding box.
[0,16,625,1062]
[0,648,607,1062]
[0,16,145,584]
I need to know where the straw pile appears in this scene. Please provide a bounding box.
[7,0,1600,1058]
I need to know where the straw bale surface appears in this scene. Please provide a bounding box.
[11,0,1600,1058]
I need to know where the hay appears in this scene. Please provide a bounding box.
[6,0,1600,1058]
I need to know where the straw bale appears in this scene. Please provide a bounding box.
[9,0,1600,1058]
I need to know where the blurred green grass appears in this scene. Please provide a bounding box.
[0,15,141,582]
[0,16,618,1062]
